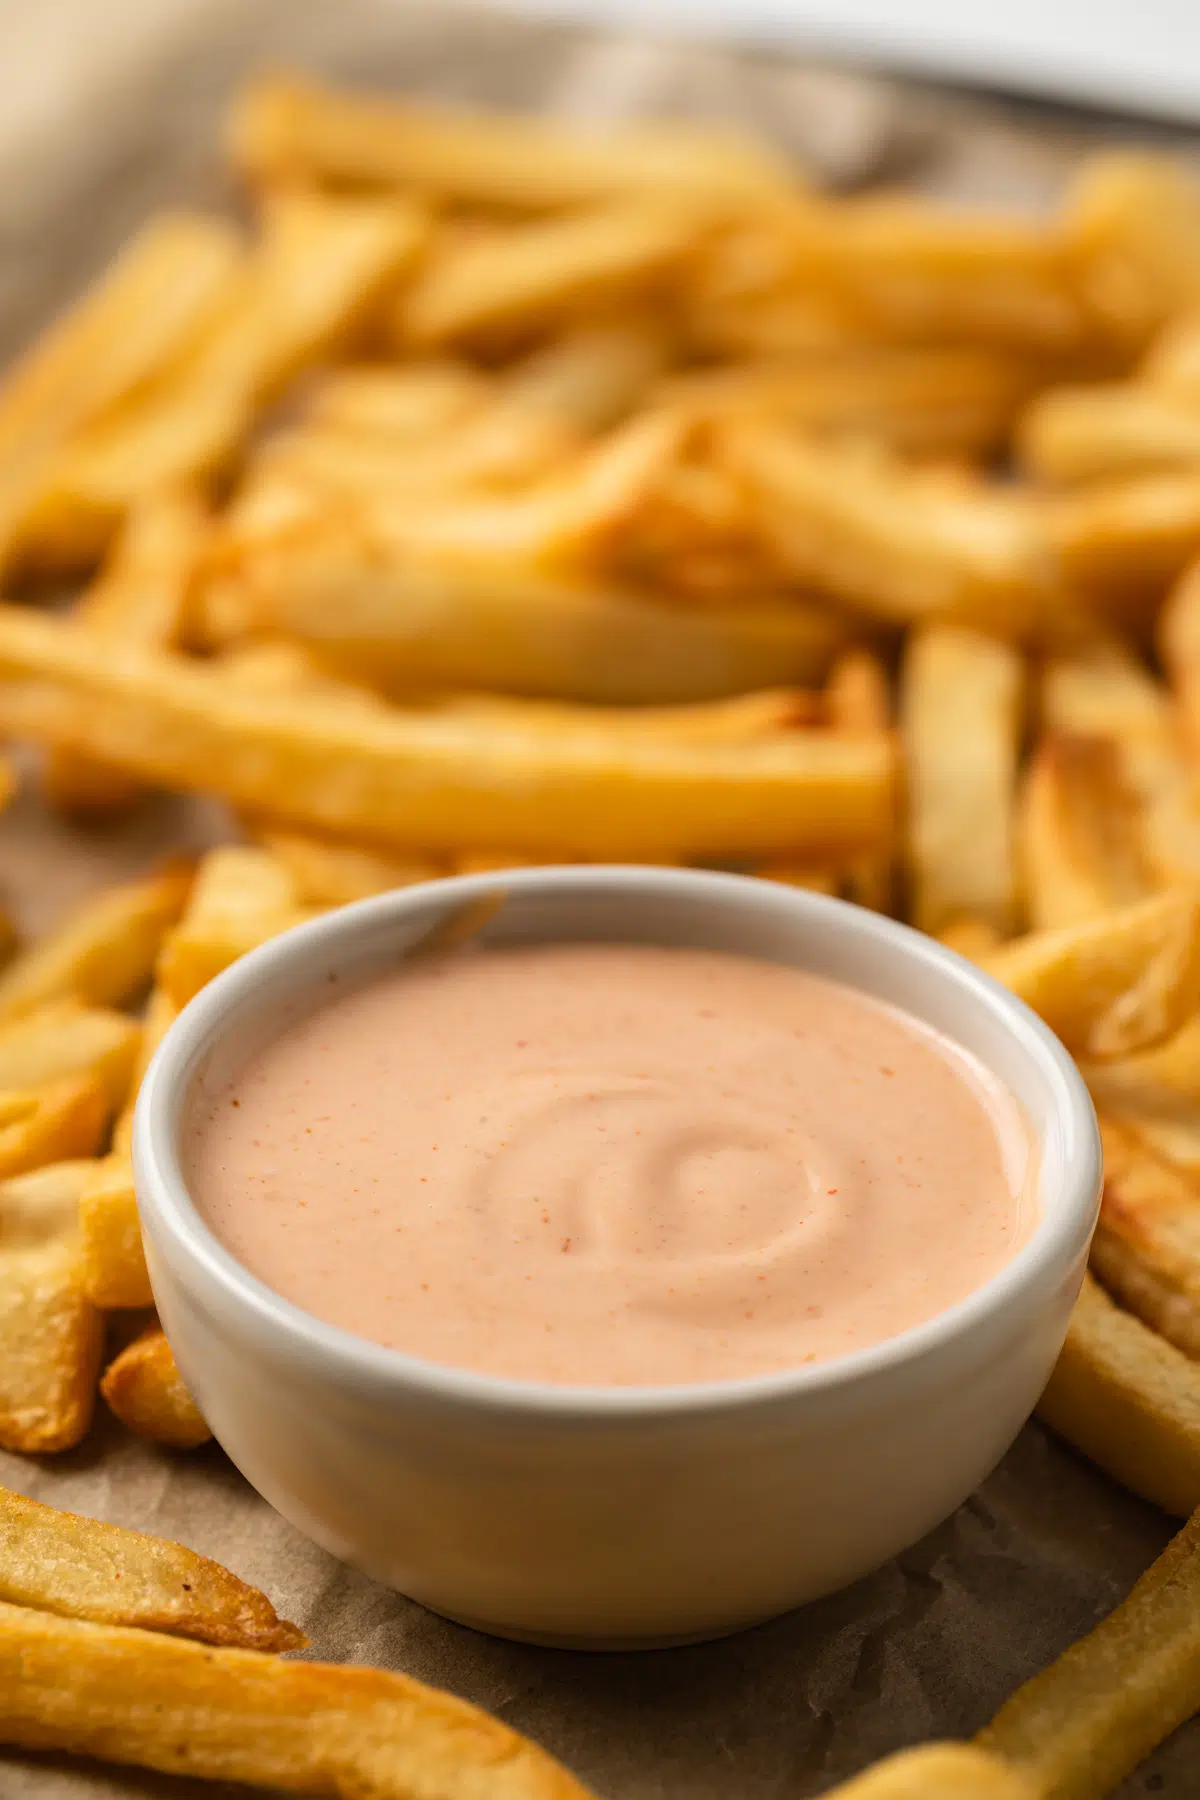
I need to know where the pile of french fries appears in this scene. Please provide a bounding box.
[3,67,1200,1795]
[3,1479,1199,1799]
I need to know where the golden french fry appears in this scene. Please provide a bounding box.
[0,1487,299,1647]
[1042,640,1200,887]
[1020,381,1200,485]
[100,1325,212,1451]
[1143,308,1200,394]
[0,213,240,571]
[754,863,840,895]
[368,407,684,566]
[1159,554,1200,761]
[1038,1272,1200,1517]
[902,625,1024,936]
[825,648,892,912]
[1084,1117,1200,1361]
[77,987,176,1310]
[78,1155,149,1310]
[43,484,209,814]
[0,1162,102,1453]
[938,917,1006,962]
[1067,152,1200,350]
[24,189,429,562]
[1082,1014,1200,1174]
[726,420,1053,633]
[978,1505,1200,1800]
[0,1076,109,1180]
[820,1745,1034,1800]
[662,345,1041,458]
[0,863,192,1021]
[0,1597,595,1797]
[1047,468,1200,620]
[232,523,846,704]
[983,890,1200,1061]
[794,194,1087,353]
[0,609,894,862]
[156,846,316,1009]
[227,72,796,214]
[1018,735,1153,931]
[308,360,489,441]
[504,321,671,432]
[429,686,822,742]
[0,1003,139,1110]
[251,830,441,908]
[397,204,701,348]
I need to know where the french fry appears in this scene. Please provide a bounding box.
[1143,307,1200,394]
[938,917,1005,962]
[79,987,177,1310]
[0,1598,595,1798]
[1067,153,1200,351]
[156,846,316,1009]
[977,1505,1200,1800]
[0,1162,102,1452]
[251,830,441,907]
[726,420,1053,633]
[22,189,429,563]
[227,72,796,214]
[1085,1117,1200,1361]
[0,1488,300,1647]
[1047,468,1200,621]
[100,1324,212,1451]
[428,686,822,741]
[1038,1272,1200,1517]
[1018,735,1153,931]
[1082,1015,1200,1175]
[0,862,192,1021]
[662,345,1042,458]
[902,625,1024,936]
[223,516,846,703]
[0,1076,109,1180]
[820,1745,1034,1799]
[0,608,894,861]
[505,321,671,432]
[825,648,893,912]
[397,204,701,348]
[982,889,1200,1060]
[1041,640,1200,887]
[0,1003,139,1111]
[0,213,241,571]
[43,484,209,814]
[308,360,489,440]
[1159,554,1200,760]
[1019,381,1200,485]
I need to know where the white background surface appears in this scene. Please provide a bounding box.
[500,0,1200,122]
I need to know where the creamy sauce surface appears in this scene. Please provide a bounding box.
[186,942,1036,1386]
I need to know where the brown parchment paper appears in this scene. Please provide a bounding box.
[0,4,1197,1793]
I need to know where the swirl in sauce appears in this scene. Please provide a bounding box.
[186,942,1037,1386]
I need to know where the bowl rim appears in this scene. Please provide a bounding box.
[134,865,1101,1422]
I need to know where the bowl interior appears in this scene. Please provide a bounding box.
[138,867,1100,1409]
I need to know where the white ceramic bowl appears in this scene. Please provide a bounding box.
[134,867,1100,1649]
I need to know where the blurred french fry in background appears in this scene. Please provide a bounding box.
[983,889,1200,1060]
[1018,735,1152,930]
[18,190,429,570]
[902,626,1024,936]
[156,846,315,1009]
[227,73,798,213]
[42,486,208,815]
[0,1162,101,1452]
[0,864,191,1021]
[727,421,1053,632]
[1066,154,1200,352]
[396,203,701,348]
[0,214,240,574]
[820,1745,1034,1800]
[100,1325,211,1451]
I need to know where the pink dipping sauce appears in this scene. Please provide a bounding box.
[186,943,1037,1387]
